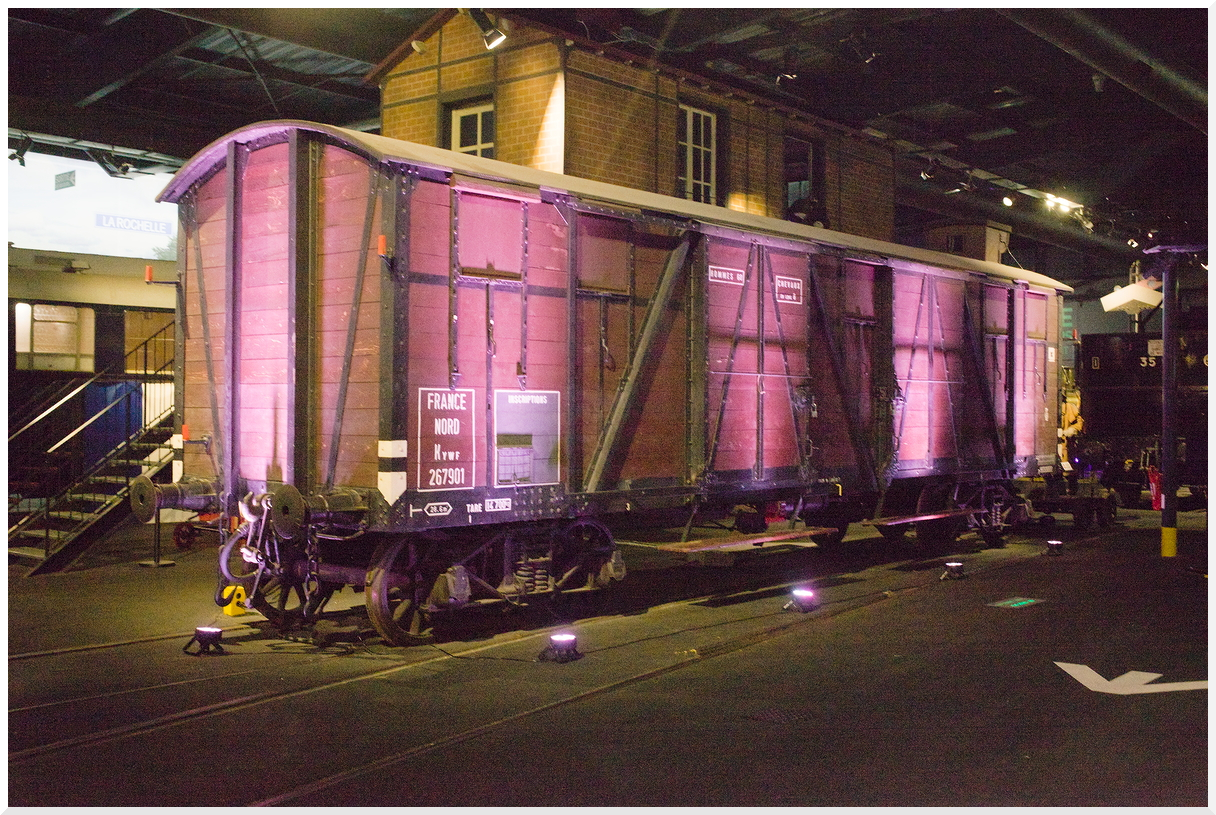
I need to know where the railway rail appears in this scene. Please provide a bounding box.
[10,530,1055,807]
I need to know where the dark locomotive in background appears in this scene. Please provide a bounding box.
[132,121,1069,644]
[1076,328,1208,507]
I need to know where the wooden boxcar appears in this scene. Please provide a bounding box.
[131,121,1069,643]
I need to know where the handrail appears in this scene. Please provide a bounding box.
[9,373,105,443]
[45,387,139,454]
[9,376,87,431]
[9,321,174,443]
[9,388,175,543]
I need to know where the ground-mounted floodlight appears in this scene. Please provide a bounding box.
[538,632,582,663]
[940,561,966,580]
[1047,539,1064,556]
[783,586,818,612]
[183,626,225,656]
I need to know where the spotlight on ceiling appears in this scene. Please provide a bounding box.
[539,632,582,663]
[85,147,133,179]
[1100,281,1163,314]
[783,586,818,612]
[1047,539,1064,556]
[1044,193,1080,214]
[1002,195,1015,207]
[468,9,507,50]
[940,561,966,581]
[8,134,32,167]
[183,626,225,655]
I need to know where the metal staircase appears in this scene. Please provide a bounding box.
[9,324,174,574]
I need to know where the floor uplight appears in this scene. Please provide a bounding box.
[539,632,583,663]
[941,561,966,580]
[784,587,818,612]
[183,626,225,655]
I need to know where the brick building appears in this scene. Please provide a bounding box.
[377,10,896,242]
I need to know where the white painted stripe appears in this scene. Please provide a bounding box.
[379,439,408,458]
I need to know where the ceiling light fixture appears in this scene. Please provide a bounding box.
[1044,193,1080,213]
[468,9,507,50]
[85,147,133,179]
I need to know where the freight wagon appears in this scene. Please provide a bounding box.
[131,121,1069,644]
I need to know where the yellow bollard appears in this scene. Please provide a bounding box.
[1161,526,1178,558]
[221,584,250,616]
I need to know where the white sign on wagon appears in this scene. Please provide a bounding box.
[775,275,804,305]
[708,265,746,286]
[417,388,476,491]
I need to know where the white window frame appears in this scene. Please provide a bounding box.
[13,302,95,372]
[678,104,717,204]
[450,102,495,158]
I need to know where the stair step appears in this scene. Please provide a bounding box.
[8,546,47,561]
[67,493,119,504]
[84,475,130,485]
[47,510,99,522]
[12,528,66,541]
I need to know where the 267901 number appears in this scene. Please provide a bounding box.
[428,467,466,487]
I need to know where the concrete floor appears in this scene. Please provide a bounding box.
[8,507,1208,807]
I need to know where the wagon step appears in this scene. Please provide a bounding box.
[863,507,979,528]
[656,527,836,553]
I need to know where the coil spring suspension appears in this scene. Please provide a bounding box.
[514,558,552,594]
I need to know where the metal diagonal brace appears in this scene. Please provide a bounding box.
[584,232,694,493]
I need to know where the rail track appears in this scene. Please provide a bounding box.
[10,532,1055,807]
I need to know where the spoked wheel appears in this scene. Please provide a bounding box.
[254,564,336,631]
[216,524,335,630]
[366,538,436,645]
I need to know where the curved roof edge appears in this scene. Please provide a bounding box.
[159,119,1073,294]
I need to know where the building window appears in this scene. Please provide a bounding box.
[678,104,717,204]
[784,135,827,227]
[13,302,95,372]
[450,102,495,158]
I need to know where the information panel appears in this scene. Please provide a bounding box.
[417,388,476,491]
[493,390,561,487]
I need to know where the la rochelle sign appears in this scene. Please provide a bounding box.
[96,213,172,235]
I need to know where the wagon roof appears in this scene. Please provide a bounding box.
[160,119,1072,294]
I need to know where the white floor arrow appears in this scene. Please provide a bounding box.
[1055,662,1208,695]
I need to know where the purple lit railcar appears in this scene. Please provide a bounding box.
[131,121,1068,643]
